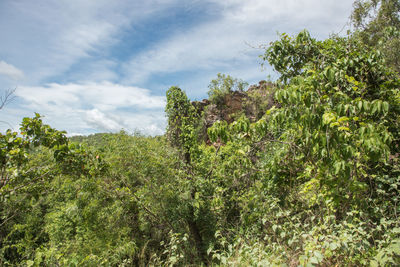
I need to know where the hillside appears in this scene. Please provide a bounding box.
[1,1,400,266]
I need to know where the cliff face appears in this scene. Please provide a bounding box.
[191,80,276,141]
[244,80,277,121]
[201,90,247,128]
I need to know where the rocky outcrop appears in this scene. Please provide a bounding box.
[191,99,210,114]
[247,80,275,94]
[223,91,247,122]
[244,80,277,121]
[191,80,276,141]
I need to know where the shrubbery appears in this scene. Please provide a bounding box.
[1,1,400,265]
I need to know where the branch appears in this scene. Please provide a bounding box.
[0,88,16,110]
[0,169,51,197]
[121,179,175,231]
[204,143,221,179]
[0,208,20,227]
[264,138,300,149]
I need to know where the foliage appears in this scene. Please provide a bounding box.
[220,29,399,265]
[207,73,248,107]
[165,86,199,162]
[351,0,400,73]
[2,1,400,266]
[244,81,277,121]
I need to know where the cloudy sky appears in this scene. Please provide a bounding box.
[0,0,354,135]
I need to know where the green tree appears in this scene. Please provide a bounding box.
[165,86,220,264]
[165,86,199,163]
[205,29,400,265]
[207,73,248,107]
[351,0,400,72]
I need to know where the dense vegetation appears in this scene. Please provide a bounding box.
[1,1,400,266]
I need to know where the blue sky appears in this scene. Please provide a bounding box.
[0,0,354,135]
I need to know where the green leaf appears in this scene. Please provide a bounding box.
[314,251,323,262]
[358,101,363,111]
[338,126,350,132]
[392,228,400,234]
[310,256,319,264]
[382,101,389,113]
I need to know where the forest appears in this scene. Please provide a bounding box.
[1,0,400,266]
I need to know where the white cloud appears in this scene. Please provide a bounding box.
[0,61,24,80]
[17,82,165,110]
[85,109,126,132]
[13,82,166,135]
[0,0,183,84]
[122,0,353,88]
[66,132,85,137]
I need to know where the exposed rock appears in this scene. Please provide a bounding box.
[191,80,277,142]
[191,99,210,114]
[244,80,277,121]
[223,91,247,123]
[204,104,222,128]
[247,80,274,95]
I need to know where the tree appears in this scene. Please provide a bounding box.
[352,0,400,35]
[0,114,114,266]
[207,29,400,265]
[207,73,248,107]
[165,86,209,263]
[351,0,400,72]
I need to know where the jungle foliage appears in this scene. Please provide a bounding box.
[1,1,400,266]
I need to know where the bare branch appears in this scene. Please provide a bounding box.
[0,88,17,110]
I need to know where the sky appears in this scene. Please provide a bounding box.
[0,0,354,136]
